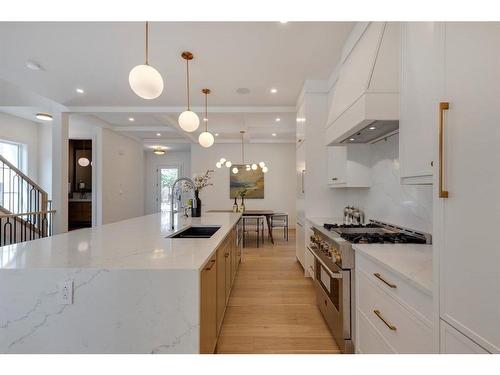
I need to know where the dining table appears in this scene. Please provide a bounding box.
[206,209,276,244]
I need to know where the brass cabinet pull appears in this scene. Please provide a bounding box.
[373,273,397,288]
[373,310,397,331]
[439,102,449,198]
[205,259,216,271]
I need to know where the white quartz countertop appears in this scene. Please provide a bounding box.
[352,243,433,295]
[306,216,433,295]
[0,212,241,271]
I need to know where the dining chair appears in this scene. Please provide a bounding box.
[270,213,289,241]
[242,215,265,248]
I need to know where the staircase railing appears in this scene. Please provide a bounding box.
[0,209,55,246]
[0,154,48,215]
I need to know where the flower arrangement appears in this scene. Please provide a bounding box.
[237,188,248,198]
[182,169,214,192]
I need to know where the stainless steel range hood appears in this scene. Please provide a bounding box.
[326,22,400,145]
[340,120,399,144]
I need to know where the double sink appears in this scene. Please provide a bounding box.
[168,225,221,239]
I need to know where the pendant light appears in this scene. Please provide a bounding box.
[78,140,90,167]
[198,88,215,148]
[129,22,164,100]
[178,51,200,132]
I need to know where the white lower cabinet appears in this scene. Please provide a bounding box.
[355,253,435,353]
[295,219,305,268]
[440,320,489,354]
[303,224,315,278]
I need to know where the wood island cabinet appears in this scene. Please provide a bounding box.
[200,253,217,354]
[200,220,242,353]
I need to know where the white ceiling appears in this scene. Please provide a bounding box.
[0,22,354,145]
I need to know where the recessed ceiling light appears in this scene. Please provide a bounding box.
[128,117,135,122]
[275,117,281,122]
[272,133,277,137]
[156,133,161,136]
[153,149,166,155]
[203,118,208,122]
[76,88,84,94]
[26,60,43,71]
[369,126,376,130]
[270,88,278,94]
[349,138,355,141]
[279,21,288,24]
[236,87,251,95]
[296,117,306,122]
[215,133,219,136]
[36,113,53,121]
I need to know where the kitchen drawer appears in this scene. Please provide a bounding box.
[356,253,432,324]
[356,309,395,354]
[357,269,433,353]
[315,280,344,348]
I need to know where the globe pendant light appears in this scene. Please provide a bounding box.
[178,51,200,132]
[129,22,164,100]
[198,88,215,148]
[78,140,91,167]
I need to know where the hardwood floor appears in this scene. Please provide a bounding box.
[216,229,340,354]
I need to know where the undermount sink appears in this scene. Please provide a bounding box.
[168,226,221,239]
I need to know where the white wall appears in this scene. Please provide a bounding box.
[191,143,297,227]
[37,122,52,196]
[69,115,145,225]
[101,128,145,224]
[144,150,191,215]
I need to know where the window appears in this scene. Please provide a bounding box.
[0,140,21,169]
[0,140,23,213]
[158,167,180,211]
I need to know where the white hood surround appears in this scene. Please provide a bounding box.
[326,22,400,145]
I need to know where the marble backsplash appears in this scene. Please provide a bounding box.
[333,134,433,234]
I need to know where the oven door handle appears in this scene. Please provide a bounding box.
[307,246,343,279]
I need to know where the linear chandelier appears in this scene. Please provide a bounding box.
[216,131,268,174]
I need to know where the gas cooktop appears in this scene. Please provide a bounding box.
[323,222,428,244]
[339,232,427,244]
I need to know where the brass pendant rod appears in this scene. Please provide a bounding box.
[241,131,245,164]
[204,91,208,132]
[145,21,149,65]
[186,59,190,110]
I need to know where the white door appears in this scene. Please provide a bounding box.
[438,22,500,353]
[157,166,180,212]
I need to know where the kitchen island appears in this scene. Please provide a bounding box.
[0,212,242,353]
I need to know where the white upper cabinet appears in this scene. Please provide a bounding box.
[327,144,371,188]
[437,22,500,353]
[399,22,438,184]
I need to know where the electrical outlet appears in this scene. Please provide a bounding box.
[58,279,74,305]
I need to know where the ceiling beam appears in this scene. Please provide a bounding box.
[112,126,179,132]
[143,138,191,144]
[66,106,297,114]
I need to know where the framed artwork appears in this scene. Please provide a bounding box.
[229,165,264,199]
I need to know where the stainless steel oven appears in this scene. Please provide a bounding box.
[311,245,353,353]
